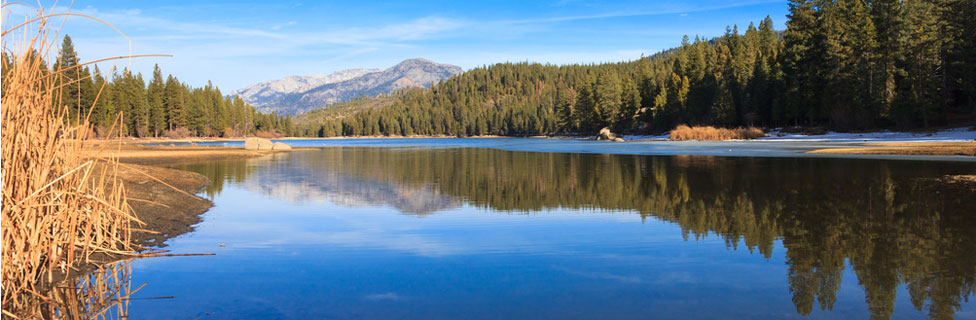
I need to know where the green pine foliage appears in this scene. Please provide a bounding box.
[55,36,292,138]
[300,0,975,137]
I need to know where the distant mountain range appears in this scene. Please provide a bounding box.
[232,58,462,115]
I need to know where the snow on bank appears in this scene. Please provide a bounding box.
[621,134,670,140]
[625,127,976,142]
[759,127,976,142]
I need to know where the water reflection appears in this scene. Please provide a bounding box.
[175,148,976,319]
[179,152,458,215]
[31,261,134,319]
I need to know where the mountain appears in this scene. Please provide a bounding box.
[232,58,462,115]
[230,69,378,109]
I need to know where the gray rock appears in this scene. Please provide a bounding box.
[245,137,274,150]
[597,127,617,141]
[272,142,292,150]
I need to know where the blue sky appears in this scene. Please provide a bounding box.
[5,0,788,91]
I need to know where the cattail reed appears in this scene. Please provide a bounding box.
[2,6,135,317]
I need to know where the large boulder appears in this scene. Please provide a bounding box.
[272,142,292,150]
[244,137,274,150]
[597,127,617,141]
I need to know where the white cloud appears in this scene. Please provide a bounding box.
[497,0,781,24]
[25,1,784,90]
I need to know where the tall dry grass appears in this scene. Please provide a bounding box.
[2,5,137,318]
[669,125,766,141]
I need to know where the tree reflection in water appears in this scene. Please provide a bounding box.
[176,148,976,319]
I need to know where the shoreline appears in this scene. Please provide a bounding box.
[83,143,309,250]
[46,144,300,292]
[87,143,314,165]
[120,135,976,158]
[806,142,976,156]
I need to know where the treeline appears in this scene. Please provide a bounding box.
[302,0,975,137]
[51,35,294,137]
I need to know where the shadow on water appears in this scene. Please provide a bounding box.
[173,147,976,319]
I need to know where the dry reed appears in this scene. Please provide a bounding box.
[669,125,766,141]
[2,5,136,318]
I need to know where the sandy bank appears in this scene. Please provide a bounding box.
[807,142,976,156]
[87,143,312,165]
[109,163,213,247]
[83,143,308,248]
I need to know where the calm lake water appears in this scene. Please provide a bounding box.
[124,141,975,319]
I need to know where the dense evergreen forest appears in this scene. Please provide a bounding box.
[41,35,295,138]
[300,0,976,137]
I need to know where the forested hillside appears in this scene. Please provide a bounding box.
[44,36,294,138]
[300,0,975,137]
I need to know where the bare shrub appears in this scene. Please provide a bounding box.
[163,127,193,139]
[255,130,282,139]
[223,126,239,138]
[669,125,766,141]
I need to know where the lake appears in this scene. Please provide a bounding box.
[124,140,975,319]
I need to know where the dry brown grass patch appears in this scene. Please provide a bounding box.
[2,7,139,318]
[669,125,766,141]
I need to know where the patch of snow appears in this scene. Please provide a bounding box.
[622,134,670,140]
[758,127,976,142]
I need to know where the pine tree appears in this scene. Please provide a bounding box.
[821,0,872,129]
[57,35,82,121]
[78,66,97,123]
[946,0,976,120]
[872,0,904,117]
[132,73,150,136]
[164,75,187,129]
[90,65,111,130]
[758,16,780,63]
[783,0,822,125]
[594,71,622,128]
[900,0,945,127]
[147,64,166,136]
[619,77,642,131]
[574,84,598,133]
[554,87,577,133]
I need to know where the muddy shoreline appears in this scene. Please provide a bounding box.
[116,163,214,248]
[73,145,302,260]
[109,145,315,247]
[40,145,289,295]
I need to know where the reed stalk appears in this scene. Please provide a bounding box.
[2,4,136,317]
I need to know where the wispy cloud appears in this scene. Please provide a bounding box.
[271,21,296,31]
[497,0,781,24]
[30,1,787,90]
[70,6,463,47]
